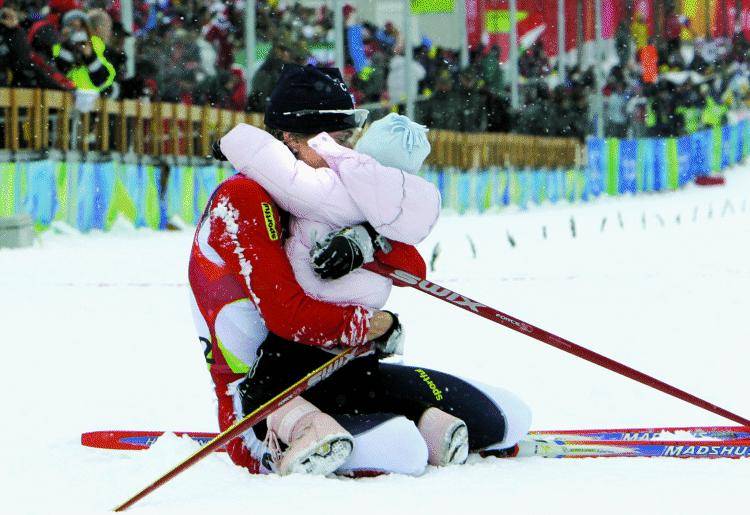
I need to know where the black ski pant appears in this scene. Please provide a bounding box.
[238,334,508,450]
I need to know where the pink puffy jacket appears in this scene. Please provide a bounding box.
[219,123,441,308]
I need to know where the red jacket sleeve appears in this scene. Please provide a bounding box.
[376,241,427,284]
[207,176,370,348]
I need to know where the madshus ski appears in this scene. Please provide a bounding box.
[82,426,750,459]
[513,438,750,459]
[529,424,750,442]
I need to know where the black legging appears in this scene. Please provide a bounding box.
[238,334,507,449]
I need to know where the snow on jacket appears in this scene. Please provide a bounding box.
[219,123,440,309]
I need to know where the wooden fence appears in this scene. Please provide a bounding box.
[0,87,581,168]
[425,130,581,169]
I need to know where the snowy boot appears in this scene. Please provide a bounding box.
[417,407,469,466]
[266,396,354,476]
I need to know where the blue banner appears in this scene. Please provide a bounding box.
[500,169,511,206]
[736,122,746,164]
[652,138,667,191]
[690,130,710,177]
[676,136,693,187]
[458,171,471,214]
[637,139,652,191]
[347,25,368,73]
[546,170,562,204]
[721,125,733,169]
[518,170,533,209]
[618,139,638,194]
[25,160,57,226]
[586,138,606,197]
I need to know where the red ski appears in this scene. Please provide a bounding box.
[82,430,222,452]
[82,424,750,454]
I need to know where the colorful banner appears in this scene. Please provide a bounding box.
[586,123,745,199]
[479,0,621,58]
[1,123,747,230]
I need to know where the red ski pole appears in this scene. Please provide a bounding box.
[365,262,750,426]
[114,343,371,512]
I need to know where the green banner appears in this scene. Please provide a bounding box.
[411,0,455,14]
[509,169,522,206]
[0,162,15,217]
[711,127,722,172]
[144,166,161,230]
[666,138,679,190]
[606,138,620,196]
[535,173,546,205]
[485,10,529,33]
[106,164,137,229]
[483,169,496,211]
[180,166,196,224]
[54,162,68,224]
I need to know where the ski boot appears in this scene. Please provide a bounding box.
[418,407,469,466]
[266,396,354,476]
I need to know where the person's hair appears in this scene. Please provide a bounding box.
[265,125,315,143]
[88,9,112,43]
[266,126,357,147]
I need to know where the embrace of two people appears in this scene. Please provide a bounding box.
[188,64,531,477]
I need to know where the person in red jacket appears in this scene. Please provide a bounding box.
[28,0,79,58]
[190,66,532,477]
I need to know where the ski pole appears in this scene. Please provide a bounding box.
[365,261,750,426]
[114,343,372,512]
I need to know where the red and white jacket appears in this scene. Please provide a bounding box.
[188,174,426,472]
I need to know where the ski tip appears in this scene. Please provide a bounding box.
[81,430,166,451]
[81,431,114,449]
[81,430,220,451]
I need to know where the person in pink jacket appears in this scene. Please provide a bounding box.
[218,112,440,310]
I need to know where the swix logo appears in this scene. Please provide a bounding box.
[309,354,350,387]
[388,269,486,313]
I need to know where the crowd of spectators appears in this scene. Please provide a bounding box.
[1,1,749,141]
[507,28,750,140]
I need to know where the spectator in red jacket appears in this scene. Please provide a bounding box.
[27,0,80,58]
[202,2,234,71]
[0,4,73,89]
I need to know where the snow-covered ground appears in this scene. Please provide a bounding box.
[3,166,750,515]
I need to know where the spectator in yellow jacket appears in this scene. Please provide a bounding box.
[53,9,114,92]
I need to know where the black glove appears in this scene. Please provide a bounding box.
[371,311,404,357]
[311,224,390,280]
[211,139,227,161]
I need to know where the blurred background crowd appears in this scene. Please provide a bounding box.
[1,0,749,141]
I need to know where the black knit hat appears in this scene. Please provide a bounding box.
[265,64,368,134]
